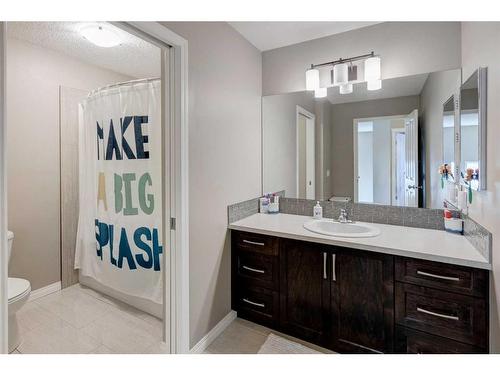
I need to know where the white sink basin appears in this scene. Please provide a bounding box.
[303,219,381,238]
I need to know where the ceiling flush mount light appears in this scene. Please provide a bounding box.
[367,79,382,91]
[80,23,122,48]
[305,67,320,91]
[314,87,327,98]
[307,52,381,97]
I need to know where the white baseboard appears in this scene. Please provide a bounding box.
[28,281,61,302]
[190,310,237,354]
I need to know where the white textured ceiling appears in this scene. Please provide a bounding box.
[228,22,381,51]
[326,73,429,105]
[7,22,161,79]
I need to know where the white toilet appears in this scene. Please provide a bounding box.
[7,231,31,353]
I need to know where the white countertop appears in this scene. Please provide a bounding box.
[228,213,491,270]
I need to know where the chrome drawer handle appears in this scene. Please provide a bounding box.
[242,265,265,274]
[332,253,336,281]
[417,270,460,282]
[242,239,265,246]
[243,298,265,308]
[417,307,459,321]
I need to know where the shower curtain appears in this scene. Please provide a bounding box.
[75,79,163,304]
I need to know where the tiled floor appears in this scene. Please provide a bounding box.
[12,283,166,354]
[12,283,330,354]
[203,318,333,354]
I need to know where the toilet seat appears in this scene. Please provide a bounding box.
[8,278,31,304]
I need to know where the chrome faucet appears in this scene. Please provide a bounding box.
[338,208,349,223]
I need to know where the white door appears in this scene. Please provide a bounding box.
[404,109,419,207]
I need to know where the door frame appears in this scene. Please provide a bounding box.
[390,127,406,205]
[353,114,408,203]
[295,105,315,199]
[0,22,7,354]
[0,22,190,354]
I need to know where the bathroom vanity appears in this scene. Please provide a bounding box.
[229,213,490,354]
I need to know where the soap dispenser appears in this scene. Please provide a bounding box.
[313,201,323,219]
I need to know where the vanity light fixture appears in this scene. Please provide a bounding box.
[364,56,381,81]
[333,62,348,86]
[306,66,320,90]
[314,87,327,98]
[307,51,382,97]
[80,23,122,48]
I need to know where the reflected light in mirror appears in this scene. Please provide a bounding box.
[314,87,327,98]
[367,79,382,91]
[339,83,353,94]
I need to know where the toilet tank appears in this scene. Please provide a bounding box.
[7,231,14,261]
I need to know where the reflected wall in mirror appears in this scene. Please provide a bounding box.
[442,95,456,182]
[460,68,487,191]
[262,68,462,208]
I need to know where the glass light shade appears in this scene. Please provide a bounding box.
[314,87,327,98]
[333,63,348,86]
[367,79,382,91]
[305,68,320,91]
[339,83,353,95]
[80,24,121,48]
[364,56,381,81]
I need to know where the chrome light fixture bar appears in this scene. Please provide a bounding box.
[310,51,377,70]
[306,51,382,96]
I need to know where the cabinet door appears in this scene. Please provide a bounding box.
[279,239,330,346]
[331,249,394,353]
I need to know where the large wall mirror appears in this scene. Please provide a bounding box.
[459,67,487,191]
[262,68,462,209]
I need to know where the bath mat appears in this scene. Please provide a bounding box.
[257,333,322,354]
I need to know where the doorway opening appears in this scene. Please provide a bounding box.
[0,21,189,354]
[353,110,419,207]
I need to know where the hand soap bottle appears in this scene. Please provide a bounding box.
[313,201,323,219]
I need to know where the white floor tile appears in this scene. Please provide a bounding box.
[88,345,117,354]
[17,318,99,354]
[81,308,161,354]
[14,283,164,354]
[35,287,112,328]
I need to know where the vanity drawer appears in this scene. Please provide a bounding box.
[235,285,279,327]
[395,326,486,354]
[233,231,279,256]
[395,257,488,298]
[236,251,278,290]
[395,282,487,348]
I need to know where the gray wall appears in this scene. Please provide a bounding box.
[328,95,420,200]
[262,22,461,95]
[161,22,262,349]
[262,91,314,197]
[6,38,131,290]
[461,21,500,352]
[419,69,462,208]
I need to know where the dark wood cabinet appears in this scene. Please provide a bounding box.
[395,326,485,354]
[331,250,394,353]
[231,230,489,354]
[279,239,330,346]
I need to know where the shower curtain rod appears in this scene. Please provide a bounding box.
[88,77,161,96]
